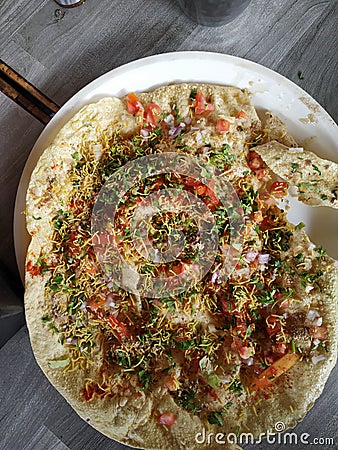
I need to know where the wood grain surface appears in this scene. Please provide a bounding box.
[0,0,337,449]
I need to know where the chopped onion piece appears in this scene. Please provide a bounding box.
[141,129,149,137]
[305,285,314,294]
[196,131,202,144]
[313,339,321,348]
[211,272,218,283]
[258,253,270,265]
[169,126,183,138]
[289,185,299,197]
[307,309,320,321]
[245,251,258,262]
[119,397,128,407]
[32,188,42,197]
[220,375,232,383]
[207,324,217,332]
[312,354,325,364]
[153,249,161,264]
[288,147,304,153]
[79,302,87,311]
[164,114,174,125]
[92,144,102,161]
[314,317,323,326]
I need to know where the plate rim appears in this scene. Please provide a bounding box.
[14,50,338,282]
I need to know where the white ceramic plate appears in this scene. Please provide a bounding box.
[14,51,338,281]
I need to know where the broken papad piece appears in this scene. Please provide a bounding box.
[254,140,338,208]
[262,112,298,147]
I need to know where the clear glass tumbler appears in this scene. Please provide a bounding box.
[177,0,252,27]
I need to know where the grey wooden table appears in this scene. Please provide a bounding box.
[0,1,337,449]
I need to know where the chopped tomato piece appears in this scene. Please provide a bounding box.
[145,102,162,127]
[84,261,97,275]
[250,353,300,391]
[248,151,264,170]
[69,198,85,214]
[274,342,288,355]
[184,177,198,187]
[269,181,288,198]
[165,377,178,391]
[255,168,267,180]
[153,176,164,190]
[195,184,207,195]
[126,92,143,115]
[207,386,219,401]
[157,412,177,426]
[216,119,230,132]
[221,297,232,316]
[266,315,282,336]
[237,110,248,119]
[87,296,106,311]
[253,210,263,223]
[66,233,76,255]
[172,262,185,275]
[205,187,219,206]
[260,214,279,230]
[260,193,276,207]
[106,313,131,341]
[88,306,130,342]
[232,336,253,359]
[194,92,214,115]
[26,260,42,277]
[309,326,327,340]
[233,322,248,338]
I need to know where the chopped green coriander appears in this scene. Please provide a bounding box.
[229,378,243,394]
[208,411,223,426]
[42,316,52,323]
[71,152,80,160]
[295,222,306,230]
[176,339,196,350]
[138,369,151,390]
[175,389,200,414]
[291,162,301,174]
[189,88,198,100]
[312,164,321,175]
[291,340,296,353]
[48,357,70,369]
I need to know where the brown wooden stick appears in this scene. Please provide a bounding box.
[0,60,60,124]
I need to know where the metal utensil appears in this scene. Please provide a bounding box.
[177,0,251,27]
[54,0,85,8]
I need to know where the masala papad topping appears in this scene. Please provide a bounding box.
[24,84,337,450]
